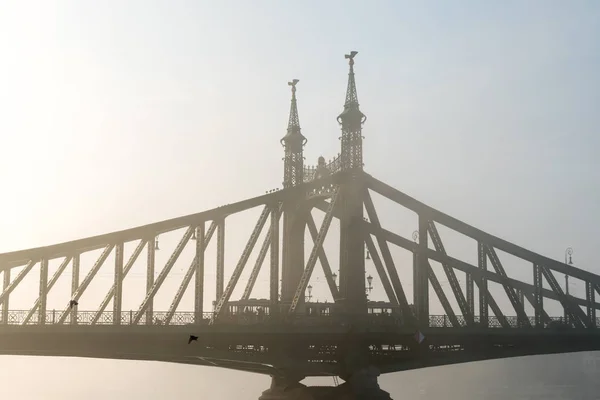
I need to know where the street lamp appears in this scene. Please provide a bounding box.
[154,236,160,251]
[307,284,313,302]
[565,247,574,296]
[366,274,373,294]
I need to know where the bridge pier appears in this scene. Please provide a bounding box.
[258,368,392,400]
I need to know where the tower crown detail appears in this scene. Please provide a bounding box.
[337,51,367,129]
[281,79,307,148]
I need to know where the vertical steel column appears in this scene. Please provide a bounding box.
[415,215,429,323]
[533,263,543,328]
[2,269,10,324]
[216,219,225,301]
[586,281,596,328]
[146,239,155,325]
[194,223,205,324]
[270,206,280,314]
[338,184,366,314]
[280,207,306,305]
[113,243,124,325]
[516,288,525,327]
[466,273,474,324]
[477,242,488,327]
[38,258,48,324]
[71,254,79,325]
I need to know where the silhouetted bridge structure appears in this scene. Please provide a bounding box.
[1,52,599,399]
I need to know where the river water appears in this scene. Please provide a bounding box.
[0,352,598,399]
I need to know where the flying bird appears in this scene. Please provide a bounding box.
[69,300,78,309]
[188,335,198,344]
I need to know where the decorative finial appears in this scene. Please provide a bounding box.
[345,51,358,65]
[288,79,299,94]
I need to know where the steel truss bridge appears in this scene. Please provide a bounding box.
[1,52,599,399]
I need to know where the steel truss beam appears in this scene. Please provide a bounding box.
[364,234,397,305]
[427,221,472,323]
[0,260,37,306]
[133,227,194,324]
[146,236,156,324]
[414,215,429,323]
[164,222,217,325]
[540,266,589,328]
[194,223,207,323]
[0,174,340,270]
[2,269,9,323]
[364,223,600,313]
[57,245,114,324]
[71,254,79,324]
[289,187,340,314]
[113,243,124,324]
[90,240,147,324]
[588,283,598,328]
[216,220,225,301]
[426,262,460,327]
[473,242,509,328]
[363,191,412,318]
[269,205,280,311]
[484,245,531,327]
[213,206,272,320]
[23,256,72,324]
[306,213,339,300]
[241,205,283,300]
[366,174,600,286]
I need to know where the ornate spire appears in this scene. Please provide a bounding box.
[337,51,366,171]
[281,79,307,188]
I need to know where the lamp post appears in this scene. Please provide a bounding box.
[307,284,313,302]
[564,247,574,325]
[565,247,573,296]
[412,230,419,243]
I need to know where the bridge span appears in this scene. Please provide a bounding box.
[2,52,600,399]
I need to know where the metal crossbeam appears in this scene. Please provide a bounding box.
[165,222,217,324]
[540,265,588,328]
[364,234,397,305]
[1,269,9,323]
[90,240,147,324]
[289,187,340,314]
[57,245,114,324]
[133,227,194,324]
[427,262,460,327]
[363,191,412,318]
[428,221,472,323]
[269,205,280,309]
[0,260,37,305]
[306,214,339,300]
[485,245,531,327]
[213,206,271,320]
[241,204,283,300]
[23,256,72,324]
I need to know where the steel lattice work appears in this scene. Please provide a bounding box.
[1,52,600,392]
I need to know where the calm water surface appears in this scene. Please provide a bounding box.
[1,352,599,399]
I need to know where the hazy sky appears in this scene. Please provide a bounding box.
[0,1,599,397]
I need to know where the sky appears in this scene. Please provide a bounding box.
[0,0,599,397]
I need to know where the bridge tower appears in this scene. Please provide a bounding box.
[337,51,368,314]
[280,79,308,304]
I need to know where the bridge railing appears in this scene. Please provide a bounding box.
[0,310,595,328]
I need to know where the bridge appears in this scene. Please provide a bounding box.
[1,52,600,399]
